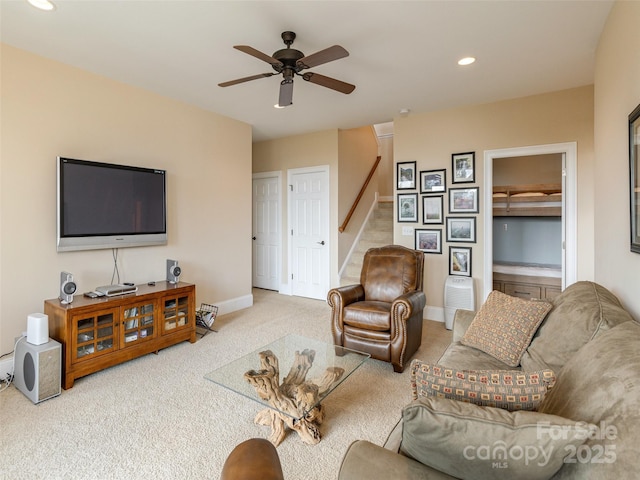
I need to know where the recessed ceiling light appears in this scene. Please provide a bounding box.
[27,0,56,11]
[458,57,476,66]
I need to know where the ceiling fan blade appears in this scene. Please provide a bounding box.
[218,72,276,87]
[278,79,294,107]
[234,45,282,67]
[296,45,349,70]
[302,72,356,94]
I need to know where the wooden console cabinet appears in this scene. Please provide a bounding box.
[493,273,561,301]
[45,281,196,389]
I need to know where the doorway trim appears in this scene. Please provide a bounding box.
[287,165,331,299]
[252,171,282,292]
[483,142,577,301]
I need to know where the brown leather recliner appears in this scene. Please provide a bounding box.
[327,245,426,373]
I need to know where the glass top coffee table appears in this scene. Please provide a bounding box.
[205,333,369,445]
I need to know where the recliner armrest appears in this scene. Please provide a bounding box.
[452,309,476,342]
[327,284,365,309]
[392,290,427,320]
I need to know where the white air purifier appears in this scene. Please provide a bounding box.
[444,276,475,330]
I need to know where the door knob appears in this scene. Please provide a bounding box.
[317,240,325,245]
[252,236,256,240]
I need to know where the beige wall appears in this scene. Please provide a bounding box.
[337,126,379,268]
[253,130,339,288]
[252,126,379,289]
[378,135,394,198]
[593,0,640,319]
[0,45,253,353]
[394,85,595,314]
[493,154,562,185]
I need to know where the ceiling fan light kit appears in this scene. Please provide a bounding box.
[458,56,476,66]
[219,31,355,107]
[27,0,56,11]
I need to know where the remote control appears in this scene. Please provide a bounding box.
[84,291,105,299]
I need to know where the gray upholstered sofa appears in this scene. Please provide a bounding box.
[338,281,640,479]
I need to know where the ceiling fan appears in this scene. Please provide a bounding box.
[218,31,356,107]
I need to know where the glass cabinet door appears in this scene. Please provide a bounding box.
[162,294,191,334]
[121,301,156,347]
[72,309,117,363]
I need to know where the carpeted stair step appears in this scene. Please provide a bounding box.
[340,201,394,286]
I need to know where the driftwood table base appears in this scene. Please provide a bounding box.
[244,349,344,446]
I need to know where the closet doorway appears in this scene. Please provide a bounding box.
[252,172,282,292]
[483,143,577,301]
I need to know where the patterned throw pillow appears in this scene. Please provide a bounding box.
[461,290,552,367]
[410,360,556,411]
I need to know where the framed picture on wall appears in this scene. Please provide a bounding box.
[415,229,442,254]
[446,217,476,243]
[422,195,444,224]
[449,246,472,277]
[630,103,640,253]
[452,152,475,183]
[449,187,479,213]
[397,193,418,222]
[420,169,447,193]
[397,161,417,190]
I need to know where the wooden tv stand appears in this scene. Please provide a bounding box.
[45,281,196,389]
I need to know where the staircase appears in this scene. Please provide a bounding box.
[340,200,393,286]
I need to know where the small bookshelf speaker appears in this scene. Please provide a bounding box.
[14,338,61,404]
[59,271,77,304]
[166,259,181,284]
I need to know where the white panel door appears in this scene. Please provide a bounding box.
[289,166,329,300]
[252,174,280,291]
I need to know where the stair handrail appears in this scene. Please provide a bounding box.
[339,156,382,233]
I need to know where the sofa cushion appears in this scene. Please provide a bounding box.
[537,320,640,479]
[343,301,391,330]
[410,360,556,411]
[520,281,634,373]
[461,290,552,367]
[338,440,457,480]
[438,341,514,371]
[401,396,594,480]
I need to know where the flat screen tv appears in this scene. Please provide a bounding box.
[57,157,167,252]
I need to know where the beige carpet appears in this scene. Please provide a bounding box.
[0,289,452,480]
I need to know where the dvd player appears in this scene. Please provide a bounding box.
[95,284,138,297]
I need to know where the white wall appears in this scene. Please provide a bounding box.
[593,0,640,319]
[0,45,253,353]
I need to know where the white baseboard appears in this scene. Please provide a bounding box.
[0,295,253,379]
[214,293,253,316]
[214,294,445,327]
[425,305,445,323]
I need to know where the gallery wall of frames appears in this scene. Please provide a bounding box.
[396,151,477,277]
